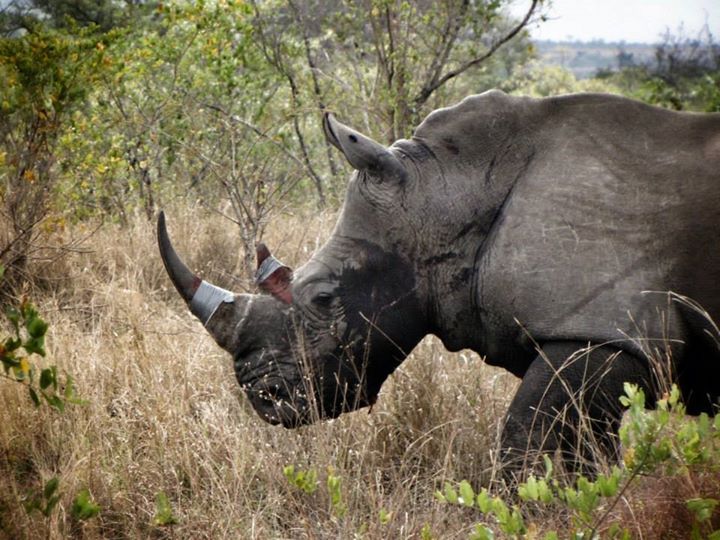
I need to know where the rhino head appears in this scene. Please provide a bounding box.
[159,95,521,427]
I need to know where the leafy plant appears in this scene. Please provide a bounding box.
[153,491,179,526]
[283,464,348,520]
[0,24,110,296]
[24,479,101,523]
[438,383,720,538]
[71,488,101,521]
[23,477,62,518]
[1,294,82,410]
[283,464,319,495]
[326,466,346,518]
[1,268,94,530]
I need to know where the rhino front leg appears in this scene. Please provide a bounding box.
[499,341,653,480]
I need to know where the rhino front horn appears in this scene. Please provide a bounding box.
[157,211,234,325]
[255,243,293,304]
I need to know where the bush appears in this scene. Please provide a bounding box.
[438,383,720,539]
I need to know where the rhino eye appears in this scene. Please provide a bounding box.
[312,292,334,307]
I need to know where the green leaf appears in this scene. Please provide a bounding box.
[43,494,61,517]
[597,469,621,497]
[43,477,59,499]
[71,488,101,521]
[476,489,492,513]
[543,454,553,480]
[687,497,718,522]
[420,523,435,540]
[153,491,178,526]
[469,524,495,540]
[459,480,475,507]
[27,315,48,338]
[3,337,22,353]
[519,476,539,501]
[28,387,41,407]
[24,336,46,357]
[442,482,458,504]
[40,367,56,390]
[43,392,65,412]
[1,352,20,369]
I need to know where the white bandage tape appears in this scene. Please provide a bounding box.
[191,280,234,325]
[255,255,285,283]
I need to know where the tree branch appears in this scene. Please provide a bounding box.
[413,0,540,109]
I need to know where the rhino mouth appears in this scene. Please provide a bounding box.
[234,347,311,427]
[244,377,311,428]
[238,359,373,427]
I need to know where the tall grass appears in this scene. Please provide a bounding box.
[3,206,719,538]
[0,206,516,539]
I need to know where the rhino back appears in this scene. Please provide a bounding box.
[476,94,720,365]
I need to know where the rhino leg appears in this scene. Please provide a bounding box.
[499,341,653,481]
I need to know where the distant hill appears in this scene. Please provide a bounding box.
[534,40,657,79]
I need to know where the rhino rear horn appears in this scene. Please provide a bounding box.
[323,113,406,181]
[255,243,293,304]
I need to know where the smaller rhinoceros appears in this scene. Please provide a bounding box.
[159,90,720,475]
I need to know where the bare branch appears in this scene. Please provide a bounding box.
[201,102,308,173]
[413,0,540,109]
[421,0,470,98]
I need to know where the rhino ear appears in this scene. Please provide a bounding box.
[255,243,293,304]
[323,113,406,181]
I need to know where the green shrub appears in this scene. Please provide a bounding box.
[1,281,81,410]
[438,383,720,539]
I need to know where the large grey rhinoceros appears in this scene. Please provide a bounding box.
[159,90,720,471]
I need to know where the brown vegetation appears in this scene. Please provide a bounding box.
[0,207,517,539]
[2,208,720,538]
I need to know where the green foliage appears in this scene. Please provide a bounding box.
[326,467,347,518]
[71,488,101,521]
[504,63,623,97]
[3,0,541,273]
[596,27,720,112]
[282,465,348,521]
[1,296,82,410]
[283,464,319,495]
[0,23,111,294]
[24,478,101,524]
[438,383,720,538]
[153,491,178,526]
[420,523,436,540]
[0,0,153,33]
[0,24,106,120]
[23,477,61,518]
[298,0,539,140]
[436,481,526,537]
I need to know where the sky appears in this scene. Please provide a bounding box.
[509,0,720,43]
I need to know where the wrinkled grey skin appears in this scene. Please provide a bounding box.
[159,90,720,471]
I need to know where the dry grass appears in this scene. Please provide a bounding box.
[3,205,720,539]
[0,205,517,539]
